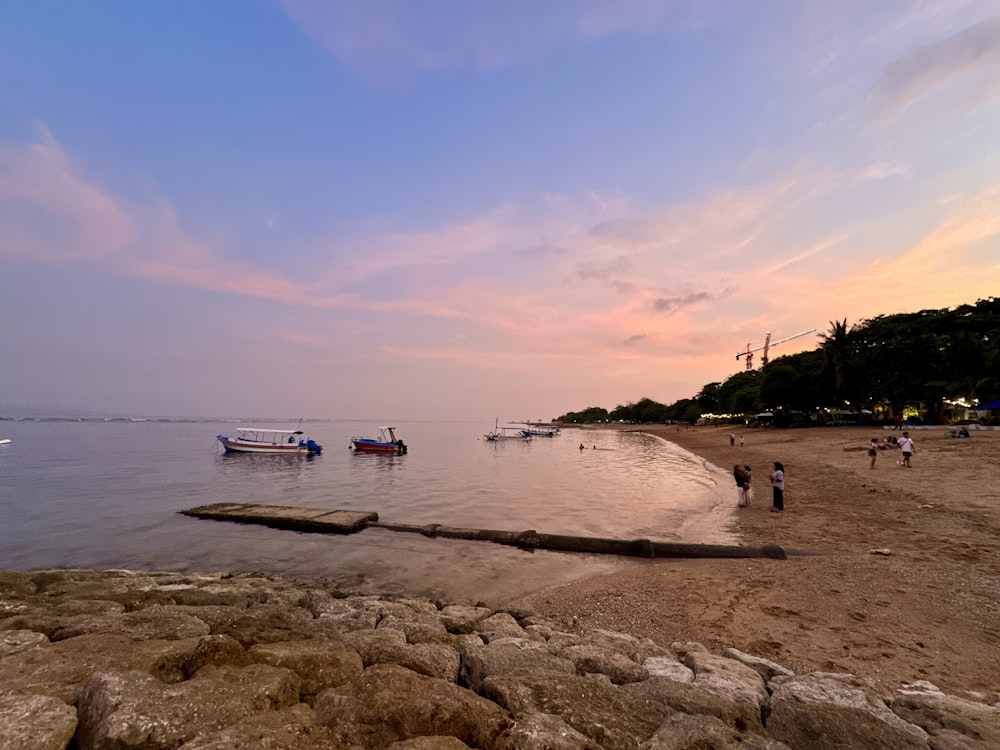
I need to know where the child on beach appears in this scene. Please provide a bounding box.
[868,438,879,468]
[770,462,785,512]
[898,432,914,467]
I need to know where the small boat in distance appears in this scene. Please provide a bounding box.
[0,438,10,445]
[217,427,323,455]
[351,426,408,455]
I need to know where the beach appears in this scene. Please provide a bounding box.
[516,425,1000,699]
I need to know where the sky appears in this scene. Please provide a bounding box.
[2,1,999,422]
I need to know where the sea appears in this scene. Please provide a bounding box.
[0,418,736,604]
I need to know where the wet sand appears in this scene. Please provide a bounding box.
[515,425,1000,698]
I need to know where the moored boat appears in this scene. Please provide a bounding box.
[351,426,407,455]
[519,426,560,437]
[484,419,532,441]
[216,428,323,455]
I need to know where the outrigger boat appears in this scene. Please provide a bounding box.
[484,419,532,442]
[350,426,407,455]
[216,427,323,455]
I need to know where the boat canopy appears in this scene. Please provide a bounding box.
[236,428,304,435]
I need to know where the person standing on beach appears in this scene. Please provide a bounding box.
[898,431,914,467]
[868,438,879,469]
[770,461,785,512]
[729,432,736,446]
[733,465,749,507]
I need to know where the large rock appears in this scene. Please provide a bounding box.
[369,641,461,682]
[494,711,602,749]
[460,639,575,694]
[475,613,526,643]
[248,638,364,702]
[722,647,795,682]
[180,703,352,750]
[891,683,1000,748]
[49,604,212,641]
[683,650,769,709]
[619,676,764,736]
[638,713,792,749]
[75,664,301,750]
[0,630,49,657]
[315,663,510,749]
[440,605,493,634]
[0,691,77,750]
[767,672,929,750]
[1,633,207,703]
[482,669,663,750]
[556,643,648,684]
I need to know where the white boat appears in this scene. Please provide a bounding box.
[484,420,531,442]
[216,428,323,455]
[0,438,10,445]
[518,425,560,438]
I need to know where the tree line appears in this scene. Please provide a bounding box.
[558,297,1000,427]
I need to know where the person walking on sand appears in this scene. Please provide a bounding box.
[898,431,914,467]
[770,461,785,512]
[733,465,749,507]
[729,432,736,446]
[868,437,879,469]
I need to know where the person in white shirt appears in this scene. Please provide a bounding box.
[898,432,915,467]
[770,461,785,512]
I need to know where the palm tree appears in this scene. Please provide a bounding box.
[820,318,856,404]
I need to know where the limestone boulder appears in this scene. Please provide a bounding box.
[482,669,662,750]
[0,692,77,750]
[459,639,575,694]
[1,633,206,703]
[0,629,49,657]
[180,703,353,750]
[891,685,1000,748]
[641,656,694,683]
[619,676,764,735]
[683,650,769,709]
[557,643,647,684]
[767,672,929,750]
[722,647,795,682]
[315,663,509,749]
[50,604,211,641]
[75,664,301,750]
[475,613,525,643]
[440,605,493,634]
[248,638,364,702]
[182,634,250,676]
[388,737,471,749]
[639,713,792,749]
[494,711,602,749]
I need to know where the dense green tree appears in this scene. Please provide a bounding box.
[559,297,999,426]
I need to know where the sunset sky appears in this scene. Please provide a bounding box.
[2,1,999,421]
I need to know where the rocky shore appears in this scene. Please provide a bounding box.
[3,567,999,749]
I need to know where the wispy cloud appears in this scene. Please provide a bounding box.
[278,0,730,83]
[871,15,1000,124]
[0,126,137,261]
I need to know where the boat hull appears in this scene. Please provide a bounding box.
[351,439,405,454]
[217,437,322,455]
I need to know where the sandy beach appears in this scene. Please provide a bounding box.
[516,425,1000,699]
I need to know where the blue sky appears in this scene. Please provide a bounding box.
[2,1,999,420]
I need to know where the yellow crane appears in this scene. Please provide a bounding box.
[735,328,815,371]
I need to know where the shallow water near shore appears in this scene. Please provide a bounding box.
[0,418,735,603]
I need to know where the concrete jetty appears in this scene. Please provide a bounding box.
[181,502,787,560]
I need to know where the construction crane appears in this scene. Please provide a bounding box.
[735,328,815,371]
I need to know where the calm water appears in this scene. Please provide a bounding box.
[0,419,736,604]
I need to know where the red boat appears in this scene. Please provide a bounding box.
[350,426,407,455]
